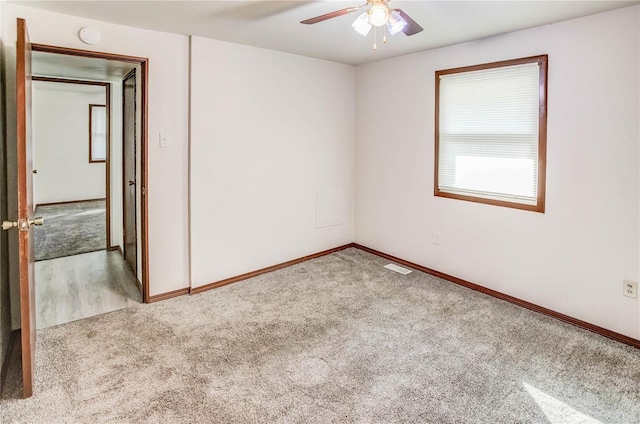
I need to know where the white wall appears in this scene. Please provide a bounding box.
[2,4,190,297]
[355,6,640,339]
[33,81,105,205]
[190,37,355,287]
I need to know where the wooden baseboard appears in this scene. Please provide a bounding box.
[0,329,20,396]
[35,197,106,208]
[148,287,190,303]
[108,245,123,257]
[190,243,356,295]
[148,241,639,349]
[353,243,640,349]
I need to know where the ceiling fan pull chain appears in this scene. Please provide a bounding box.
[373,25,377,50]
[383,24,388,44]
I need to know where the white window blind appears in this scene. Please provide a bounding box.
[438,61,541,206]
[91,105,107,161]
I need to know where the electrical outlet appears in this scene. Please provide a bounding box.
[159,131,171,148]
[623,280,637,299]
[433,231,441,245]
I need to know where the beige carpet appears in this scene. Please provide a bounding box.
[1,248,639,423]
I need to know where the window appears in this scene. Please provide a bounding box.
[435,55,547,212]
[89,104,107,163]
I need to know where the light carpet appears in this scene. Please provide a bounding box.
[34,200,106,261]
[1,248,639,423]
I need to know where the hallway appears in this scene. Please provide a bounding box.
[36,250,141,329]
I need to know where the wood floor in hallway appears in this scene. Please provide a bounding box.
[36,250,141,329]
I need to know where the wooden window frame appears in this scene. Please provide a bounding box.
[434,55,548,213]
[89,103,107,163]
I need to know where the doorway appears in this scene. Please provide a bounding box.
[29,44,150,312]
[29,56,145,328]
[31,76,111,261]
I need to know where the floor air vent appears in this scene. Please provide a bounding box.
[384,264,412,275]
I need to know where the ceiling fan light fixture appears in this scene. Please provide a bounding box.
[352,12,372,36]
[387,10,407,36]
[301,1,424,48]
[369,4,389,27]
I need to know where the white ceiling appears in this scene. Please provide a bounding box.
[15,0,639,65]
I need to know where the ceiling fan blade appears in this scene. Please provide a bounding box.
[394,9,424,36]
[301,4,367,25]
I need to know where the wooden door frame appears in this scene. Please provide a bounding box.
[31,44,150,303]
[31,76,112,249]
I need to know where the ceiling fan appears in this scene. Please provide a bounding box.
[301,0,423,48]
